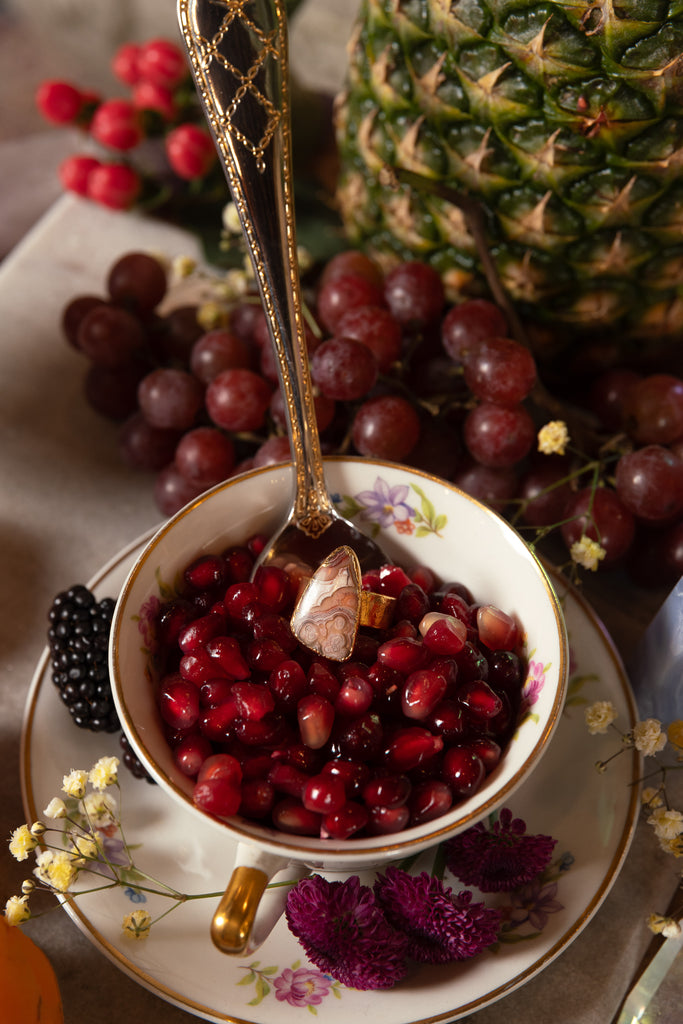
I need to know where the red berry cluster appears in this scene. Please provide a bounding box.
[36,38,217,210]
[152,539,525,837]
[61,246,683,589]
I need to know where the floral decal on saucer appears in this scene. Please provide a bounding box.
[238,960,342,1010]
[520,652,549,724]
[334,477,447,538]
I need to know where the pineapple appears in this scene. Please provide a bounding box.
[334,0,683,356]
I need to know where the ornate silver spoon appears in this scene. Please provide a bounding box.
[178,0,386,576]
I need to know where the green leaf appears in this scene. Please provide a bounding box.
[292,959,301,970]
[261,966,278,975]
[413,485,437,526]
[307,1006,319,1016]
[248,977,271,1005]
[433,514,448,532]
[415,527,430,538]
[332,985,342,999]
[237,972,255,986]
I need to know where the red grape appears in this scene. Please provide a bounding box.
[383,261,445,329]
[138,368,205,430]
[463,403,535,468]
[624,374,683,445]
[77,304,145,367]
[310,337,378,401]
[107,252,167,311]
[442,299,507,364]
[190,329,255,383]
[316,273,385,333]
[464,337,537,406]
[561,486,635,565]
[589,369,641,432]
[119,412,182,471]
[175,427,236,486]
[351,395,420,460]
[615,445,683,522]
[205,368,272,431]
[335,306,402,372]
[318,250,384,289]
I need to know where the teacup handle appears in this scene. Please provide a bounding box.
[211,846,295,956]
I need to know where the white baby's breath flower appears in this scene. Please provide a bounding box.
[62,769,88,799]
[89,756,119,791]
[43,797,67,819]
[4,895,31,926]
[647,807,683,841]
[537,420,569,456]
[8,825,38,862]
[21,879,35,895]
[122,909,153,940]
[641,787,665,809]
[196,301,228,331]
[633,719,667,756]
[213,269,248,303]
[171,254,197,279]
[29,822,46,839]
[222,201,242,234]
[34,850,78,893]
[648,913,682,939]
[585,700,617,735]
[82,790,117,828]
[570,536,607,572]
[69,832,101,864]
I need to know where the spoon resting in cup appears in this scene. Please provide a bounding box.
[177,0,386,579]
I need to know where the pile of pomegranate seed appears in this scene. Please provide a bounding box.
[149,537,526,839]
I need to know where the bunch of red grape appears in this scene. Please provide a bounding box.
[62,247,683,589]
[36,38,218,210]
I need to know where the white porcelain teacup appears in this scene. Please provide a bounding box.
[110,457,568,955]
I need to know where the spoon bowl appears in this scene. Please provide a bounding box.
[178,0,386,576]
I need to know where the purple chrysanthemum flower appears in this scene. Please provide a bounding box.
[285,874,409,990]
[374,867,500,964]
[444,808,557,892]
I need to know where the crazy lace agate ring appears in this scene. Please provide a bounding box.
[290,546,394,661]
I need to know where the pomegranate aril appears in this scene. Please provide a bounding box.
[298,694,335,749]
[205,636,250,679]
[199,678,234,707]
[272,743,323,773]
[476,604,518,651]
[308,662,341,703]
[395,582,430,623]
[253,613,297,652]
[222,546,254,582]
[268,660,308,710]
[234,713,289,748]
[377,563,413,597]
[477,690,513,738]
[156,600,193,648]
[334,712,384,759]
[408,780,453,826]
[454,642,489,682]
[173,732,213,777]
[180,649,221,685]
[321,758,370,796]
[426,700,467,742]
[362,774,411,809]
[193,776,241,818]
[386,727,443,771]
[402,668,448,719]
[303,773,347,814]
[321,802,369,839]
[439,592,474,626]
[239,779,275,819]
[419,613,467,655]
[253,565,291,611]
[367,804,410,835]
[378,636,426,673]
[410,565,437,593]
[272,797,321,835]
[197,752,242,786]
[224,581,262,620]
[469,736,502,771]
[487,650,522,692]
[177,613,225,652]
[457,679,503,719]
[441,745,485,796]
[247,637,288,673]
[184,554,228,591]
[240,753,274,780]
[199,700,239,741]
[230,681,275,721]
[389,619,419,640]
[159,675,200,730]
[335,675,375,717]
[425,656,459,689]
[268,762,309,798]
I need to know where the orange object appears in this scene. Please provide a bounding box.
[0,916,64,1022]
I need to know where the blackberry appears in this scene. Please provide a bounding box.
[48,585,120,732]
[120,732,156,784]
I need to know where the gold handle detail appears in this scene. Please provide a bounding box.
[211,866,270,955]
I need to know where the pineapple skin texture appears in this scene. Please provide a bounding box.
[334,0,683,350]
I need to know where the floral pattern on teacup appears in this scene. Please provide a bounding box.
[334,476,447,538]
